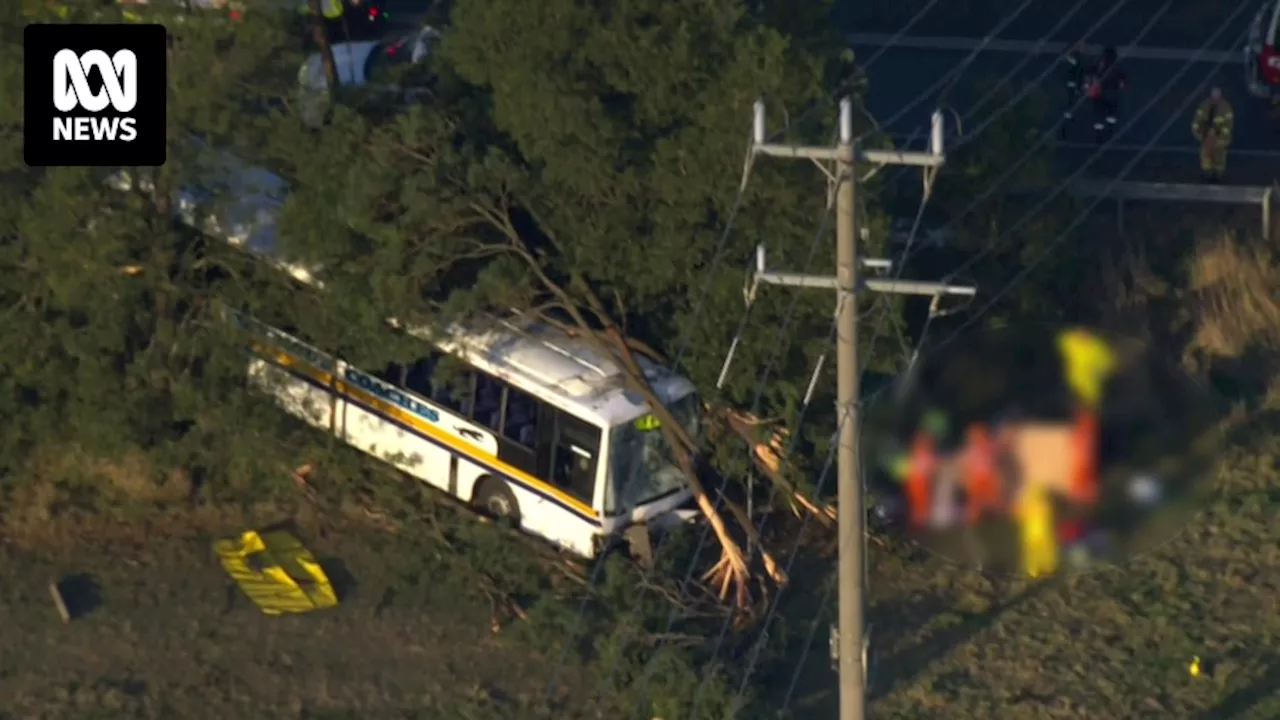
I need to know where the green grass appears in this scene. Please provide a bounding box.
[0,508,582,718]
[856,430,1280,719]
[0,448,747,720]
[0,410,1275,719]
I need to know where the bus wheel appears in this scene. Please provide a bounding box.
[473,478,520,526]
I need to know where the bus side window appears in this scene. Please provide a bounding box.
[472,373,506,432]
[551,412,599,503]
[502,386,539,447]
[403,355,437,397]
[430,355,474,416]
[374,362,406,386]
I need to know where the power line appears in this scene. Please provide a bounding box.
[716,100,970,720]
[540,138,757,702]
[585,5,971,710]
[549,2,952,671]
[878,0,1043,133]
[621,191,837,719]
[889,0,1175,274]
[701,8,1177,702]
[882,0,1172,251]
[770,0,948,143]
[746,9,1253,717]
[950,1,1169,149]
[931,19,1252,354]
[932,2,1250,289]
[689,197,941,717]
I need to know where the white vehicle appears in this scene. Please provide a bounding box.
[1246,0,1280,99]
[299,26,439,126]
[110,148,700,559]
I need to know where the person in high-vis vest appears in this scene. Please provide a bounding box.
[1192,87,1234,183]
[1015,484,1059,579]
[900,409,953,529]
[961,423,1003,523]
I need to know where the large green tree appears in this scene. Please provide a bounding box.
[254,0,883,608]
[0,2,352,518]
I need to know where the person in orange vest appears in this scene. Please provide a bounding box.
[904,430,938,529]
[1066,407,1100,506]
[961,422,1004,523]
[902,409,949,529]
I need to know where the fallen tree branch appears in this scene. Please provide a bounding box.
[485,218,771,610]
[716,407,836,529]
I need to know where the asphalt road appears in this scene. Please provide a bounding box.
[837,0,1264,52]
[381,1,1279,186]
[852,31,1280,186]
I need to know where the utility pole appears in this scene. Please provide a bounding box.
[749,98,976,720]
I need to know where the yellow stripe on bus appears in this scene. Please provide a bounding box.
[253,345,598,520]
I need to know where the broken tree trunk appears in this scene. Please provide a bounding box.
[719,407,837,528]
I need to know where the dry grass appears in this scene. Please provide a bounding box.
[1187,231,1280,360]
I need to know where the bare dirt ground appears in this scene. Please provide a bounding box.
[0,504,590,720]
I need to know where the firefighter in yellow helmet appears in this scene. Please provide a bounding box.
[1192,87,1234,183]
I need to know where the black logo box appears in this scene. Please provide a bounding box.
[24,24,168,168]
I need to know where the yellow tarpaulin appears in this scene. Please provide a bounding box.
[214,529,338,615]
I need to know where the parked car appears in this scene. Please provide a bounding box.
[298,25,439,126]
[1246,0,1280,99]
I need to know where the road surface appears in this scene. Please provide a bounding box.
[837,0,1262,52]
[851,27,1280,186]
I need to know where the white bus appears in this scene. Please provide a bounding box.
[110,151,701,558]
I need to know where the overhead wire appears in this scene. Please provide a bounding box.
[687,195,932,716]
[929,18,1252,357]
[769,0,949,143]
[735,7,1255,715]
[541,135,756,702]
[556,0,1068,707]
[687,1,1105,714]
[929,0,1245,290]
[568,0,965,707]
[547,1,951,674]
[621,186,837,717]
[888,0,1174,276]
[869,0,1043,135]
[881,0,1145,181]
[874,0,1164,205]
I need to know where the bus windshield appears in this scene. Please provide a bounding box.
[605,392,700,515]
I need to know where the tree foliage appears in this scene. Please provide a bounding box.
[1,0,914,712]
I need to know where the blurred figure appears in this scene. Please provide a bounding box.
[889,329,1117,577]
[1086,46,1127,144]
[1060,42,1090,140]
[1015,485,1059,578]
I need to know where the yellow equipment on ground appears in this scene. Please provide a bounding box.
[214,529,338,615]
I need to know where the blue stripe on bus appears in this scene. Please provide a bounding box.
[255,355,601,525]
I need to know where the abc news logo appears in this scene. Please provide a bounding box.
[53,49,139,142]
[25,24,167,167]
